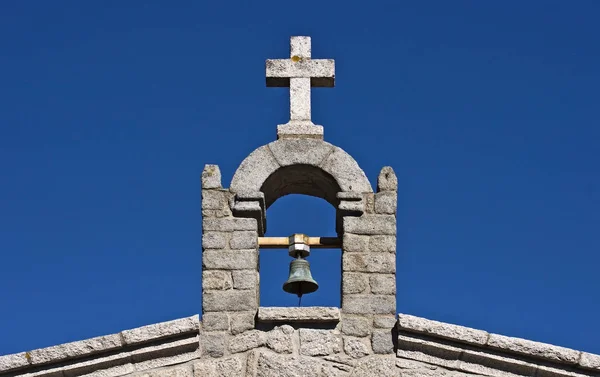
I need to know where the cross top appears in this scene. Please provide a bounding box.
[266,36,335,139]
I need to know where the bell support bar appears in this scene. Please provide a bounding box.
[258,233,341,249]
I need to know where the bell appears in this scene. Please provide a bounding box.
[282,258,319,297]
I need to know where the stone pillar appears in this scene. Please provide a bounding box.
[340,166,398,355]
[200,165,260,357]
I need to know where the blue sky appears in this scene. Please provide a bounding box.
[1,1,599,355]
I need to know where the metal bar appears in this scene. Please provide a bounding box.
[258,236,341,249]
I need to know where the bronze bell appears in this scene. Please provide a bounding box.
[282,257,319,297]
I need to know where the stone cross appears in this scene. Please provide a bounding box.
[266,36,335,139]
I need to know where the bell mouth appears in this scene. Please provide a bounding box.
[282,258,319,297]
[282,280,319,296]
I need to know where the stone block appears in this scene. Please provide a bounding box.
[396,334,461,369]
[370,274,396,295]
[320,146,373,193]
[232,269,258,290]
[200,332,227,358]
[229,231,257,249]
[487,333,580,364]
[230,312,256,335]
[202,313,229,332]
[230,145,280,194]
[338,200,365,215]
[397,313,488,345]
[341,273,369,294]
[201,190,229,211]
[341,316,371,337]
[0,353,29,372]
[342,253,395,273]
[377,166,397,192]
[343,215,396,235]
[121,316,199,346]
[255,351,321,377]
[131,336,200,364]
[202,165,222,189]
[369,235,396,252]
[258,307,340,323]
[342,233,369,252]
[459,349,537,377]
[299,329,341,356]
[343,295,395,315]
[229,330,266,353]
[147,365,193,377]
[203,290,257,312]
[267,325,294,354]
[374,191,397,215]
[58,351,130,377]
[203,218,257,232]
[372,329,394,354]
[146,365,193,377]
[202,208,231,219]
[343,337,371,359]
[202,270,233,290]
[268,138,333,167]
[194,356,243,376]
[580,352,600,369]
[373,316,397,329]
[277,122,324,140]
[202,232,228,250]
[353,357,398,377]
[202,250,257,270]
[28,334,123,365]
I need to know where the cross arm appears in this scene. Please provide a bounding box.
[266,59,335,87]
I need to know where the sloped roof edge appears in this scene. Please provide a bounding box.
[0,315,200,376]
[397,313,600,373]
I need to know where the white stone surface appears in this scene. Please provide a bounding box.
[194,356,243,376]
[397,313,488,345]
[299,329,341,356]
[487,333,580,364]
[121,316,199,346]
[266,325,294,354]
[228,330,265,354]
[343,337,371,359]
[0,353,28,372]
[343,295,396,315]
[343,215,396,235]
[29,333,123,365]
[342,253,396,273]
[258,306,340,323]
[201,165,222,189]
[580,352,600,369]
[268,139,333,167]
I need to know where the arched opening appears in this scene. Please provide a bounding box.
[261,164,342,208]
[259,194,341,307]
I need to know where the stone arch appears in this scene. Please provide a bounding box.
[230,139,373,208]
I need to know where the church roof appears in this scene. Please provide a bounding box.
[1,313,598,376]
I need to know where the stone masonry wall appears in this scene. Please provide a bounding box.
[201,164,260,357]
[341,166,398,357]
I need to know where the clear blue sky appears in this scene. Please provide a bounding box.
[1,1,598,356]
